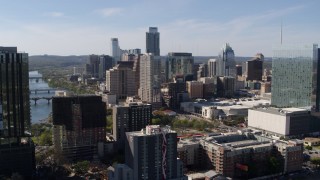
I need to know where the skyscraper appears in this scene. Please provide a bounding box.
[217,43,236,77]
[111,38,122,62]
[245,53,264,81]
[208,59,217,77]
[85,54,100,78]
[146,27,160,56]
[271,44,319,110]
[125,125,185,180]
[139,53,161,105]
[99,55,113,79]
[197,63,208,80]
[106,61,136,100]
[113,102,152,150]
[166,52,194,81]
[0,47,35,178]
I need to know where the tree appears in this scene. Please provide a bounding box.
[152,118,161,125]
[268,156,281,174]
[74,160,90,175]
[305,146,313,150]
[311,157,320,166]
[39,130,53,146]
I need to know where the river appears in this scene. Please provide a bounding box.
[29,71,54,123]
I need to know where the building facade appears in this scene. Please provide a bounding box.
[111,38,122,62]
[178,132,303,178]
[125,125,185,180]
[166,52,194,81]
[0,47,35,178]
[106,61,136,100]
[248,107,312,137]
[186,81,203,99]
[161,79,188,110]
[208,59,217,77]
[271,44,319,110]
[113,102,152,150]
[99,55,113,79]
[245,53,264,81]
[146,27,160,56]
[139,54,161,105]
[52,95,106,161]
[217,76,235,98]
[217,43,236,77]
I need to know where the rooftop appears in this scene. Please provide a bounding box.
[251,107,310,116]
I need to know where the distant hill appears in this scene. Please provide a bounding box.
[29,55,272,71]
[29,55,88,70]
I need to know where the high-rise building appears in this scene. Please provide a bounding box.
[199,77,216,99]
[186,81,203,99]
[99,55,113,79]
[84,54,100,78]
[128,48,141,55]
[0,47,35,178]
[52,95,106,161]
[125,125,185,180]
[217,76,235,98]
[236,65,242,76]
[245,53,264,81]
[106,61,136,100]
[166,52,194,81]
[111,38,122,62]
[197,63,208,80]
[208,59,217,77]
[161,77,188,110]
[271,44,319,110]
[139,54,161,105]
[217,43,236,77]
[146,27,160,56]
[113,102,152,150]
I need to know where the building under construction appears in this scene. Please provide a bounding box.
[52,95,106,162]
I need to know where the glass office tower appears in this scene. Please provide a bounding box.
[0,47,30,137]
[0,47,34,178]
[271,44,319,111]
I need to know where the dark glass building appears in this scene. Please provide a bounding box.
[246,53,264,81]
[0,46,35,178]
[146,27,160,56]
[99,55,113,79]
[52,95,106,161]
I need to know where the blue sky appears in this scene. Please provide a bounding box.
[0,0,319,56]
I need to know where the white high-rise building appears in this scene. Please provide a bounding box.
[208,59,217,77]
[111,38,121,62]
[139,53,161,104]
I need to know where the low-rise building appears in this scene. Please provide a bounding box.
[177,132,303,179]
[248,107,311,137]
[304,137,320,146]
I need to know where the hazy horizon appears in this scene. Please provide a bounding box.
[1,0,319,57]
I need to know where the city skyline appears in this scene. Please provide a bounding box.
[0,0,319,56]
